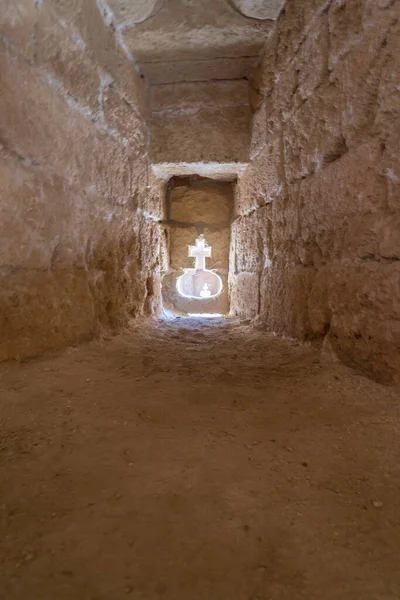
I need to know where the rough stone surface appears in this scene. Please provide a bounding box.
[232,0,286,20]
[0,0,159,361]
[150,80,251,164]
[107,0,274,84]
[232,0,400,382]
[3,319,400,600]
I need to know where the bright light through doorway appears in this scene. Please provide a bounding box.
[176,235,223,300]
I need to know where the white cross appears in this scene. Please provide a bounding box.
[189,235,211,271]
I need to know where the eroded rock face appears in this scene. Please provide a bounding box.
[106,0,163,24]
[150,80,251,164]
[0,0,161,360]
[108,0,274,84]
[231,0,286,20]
[232,0,400,382]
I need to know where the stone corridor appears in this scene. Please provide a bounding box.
[1,0,400,598]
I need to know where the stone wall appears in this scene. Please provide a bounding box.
[150,80,251,164]
[231,0,400,382]
[0,0,160,361]
[162,177,233,315]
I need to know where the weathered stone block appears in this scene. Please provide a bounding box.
[102,84,147,152]
[375,19,400,141]
[328,0,364,70]
[230,272,259,319]
[0,0,38,62]
[236,137,283,216]
[260,263,316,339]
[297,142,387,260]
[140,175,166,220]
[138,215,161,273]
[233,213,260,273]
[150,105,251,164]
[151,80,249,112]
[276,0,328,62]
[0,155,78,269]
[382,129,400,210]
[309,261,400,382]
[0,267,96,362]
[170,183,231,225]
[295,13,329,103]
[255,26,278,103]
[283,81,343,182]
[337,211,400,261]
[35,8,100,114]
[250,101,267,160]
[74,0,147,115]
[270,58,299,124]
[329,27,387,148]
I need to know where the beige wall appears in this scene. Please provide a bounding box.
[231,0,400,382]
[150,80,252,164]
[0,0,161,360]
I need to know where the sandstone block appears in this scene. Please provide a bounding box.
[235,137,283,216]
[170,183,232,225]
[329,25,387,148]
[138,216,161,272]
[233,214,260,273]
[276,0,328,62]
[35,8,100,114]
[140,175,166,220]
[230,272,259,320]
[297,142,388,261]
[382,130,400,210]
[102,84,147,152]
[150,105,251,164]
[140,57,258,85]
[328,0,364,70]
[0,0,38,61]
[310,262,400,382]
[250,101,267,160]
[0,267,96,362]
[260,263,316,339]
[151,80,249,112]
[255,26,278,103]
[375,20,400,141]
[295,13,329,103]
[283,81,343,182]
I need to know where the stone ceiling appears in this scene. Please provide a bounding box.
[103,0,286,84]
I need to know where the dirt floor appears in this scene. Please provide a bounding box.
[0,317,399,600]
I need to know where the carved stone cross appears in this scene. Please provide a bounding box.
[189,235,211,271]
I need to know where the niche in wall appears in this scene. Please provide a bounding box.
[161,176,233,315]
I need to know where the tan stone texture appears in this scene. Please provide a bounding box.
[150,80,251,165]
[116,0,272,83]
[151,105,251,164]
[169,182,231,225]
[151,80,249,113]
[0,0,159,361]
[232,0,400,382]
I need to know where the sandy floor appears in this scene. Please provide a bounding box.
[0,317,399,600]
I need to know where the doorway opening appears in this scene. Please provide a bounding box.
[161,176,234,316]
